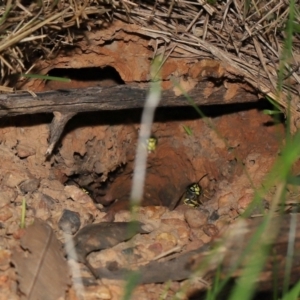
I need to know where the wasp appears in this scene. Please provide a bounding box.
[182,174,208,208]
[145,136,157,153]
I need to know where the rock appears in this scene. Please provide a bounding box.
[156,232,177,250]
[208,210,220,222]
[39,180,67,202]
[140,206,168,219]
[80,285,111,300]
[40,193,56,210]
[2,171,29,188]
[0,206,12,222]
[5,222,19,236]
[160,218,190,245]
[161,209,185,221]
[185,239,204,252]
[202,224,219,237]
[19,178,40,193]
[147,242,163,256]
[0,249,11,271]
[16,144,36,158]
[12,228,26,240]
[184,208,209,228]
[113,210,131,222]
[58,209,81,234]
[218,192,235,210]
[64,185,100,210]
[190,228,211,244]
[0,188,17,208]
[237,193,253,210]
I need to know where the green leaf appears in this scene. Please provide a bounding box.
[266,96,282,111]
[0,4,12,27]
[183,125,193,136]
[122,271,140,300]
[282,279,300,300]
[21,73,71,82]
[20,198,26,229]
[263,109,282,115]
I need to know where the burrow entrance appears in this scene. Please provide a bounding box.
[50,99,283,219]
[12,65,285,220]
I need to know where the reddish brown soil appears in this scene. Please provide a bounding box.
[0,98,284,299]
[0,22,289,299]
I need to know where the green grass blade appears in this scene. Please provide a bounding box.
[122,271,140,300]
[20,197,26,229]
[182,125,193,136]
[21,73,71,82]
[282,280,300,300]
[0,4,12,27]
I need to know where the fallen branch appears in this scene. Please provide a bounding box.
[0,82,258,154]
[0,83,257,117]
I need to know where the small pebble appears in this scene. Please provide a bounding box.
[16,144,36,158]
[190,228,211,244]
[0,249,11,271]
[19,178,40,193]
[121,247,135,256]
[218,192,235,209]
[185,239,204,252]
[0,188,17,208]
[81,285,112,300]
[148,242,163,256]
[184,208,209,228]
[237,193,253,210]
[58,209,81,234]
[208,210,220,222]
[202,224,219,237]
[0,206,12,222]
[40,193,56,210]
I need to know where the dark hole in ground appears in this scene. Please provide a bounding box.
[65,165,126,206]
[52,99,283,212]
[0,113,53,129]
[46,66,125,87]
[61,98,279,129]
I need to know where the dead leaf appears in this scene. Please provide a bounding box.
[12,219,70,300]
[67,221,151,263]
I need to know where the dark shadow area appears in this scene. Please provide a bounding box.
[0,113,53,129]
[47,66,125,85]
[62,98,282,133]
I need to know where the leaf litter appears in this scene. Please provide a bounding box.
[12,219,70,300]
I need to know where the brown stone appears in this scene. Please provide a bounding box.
[184,208,209,228]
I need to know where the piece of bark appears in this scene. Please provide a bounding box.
[12,219,70,300]
[93,244,211,283]
[46,111,76,155]
[0,83,258,117]
[90,214,300,291]
[66,221,152,264]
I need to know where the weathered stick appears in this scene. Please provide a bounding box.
[0,83,257,117]
[0,83,258,154]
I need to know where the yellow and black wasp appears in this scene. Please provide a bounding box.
[146,136,158,153]
[182,174,208,208]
